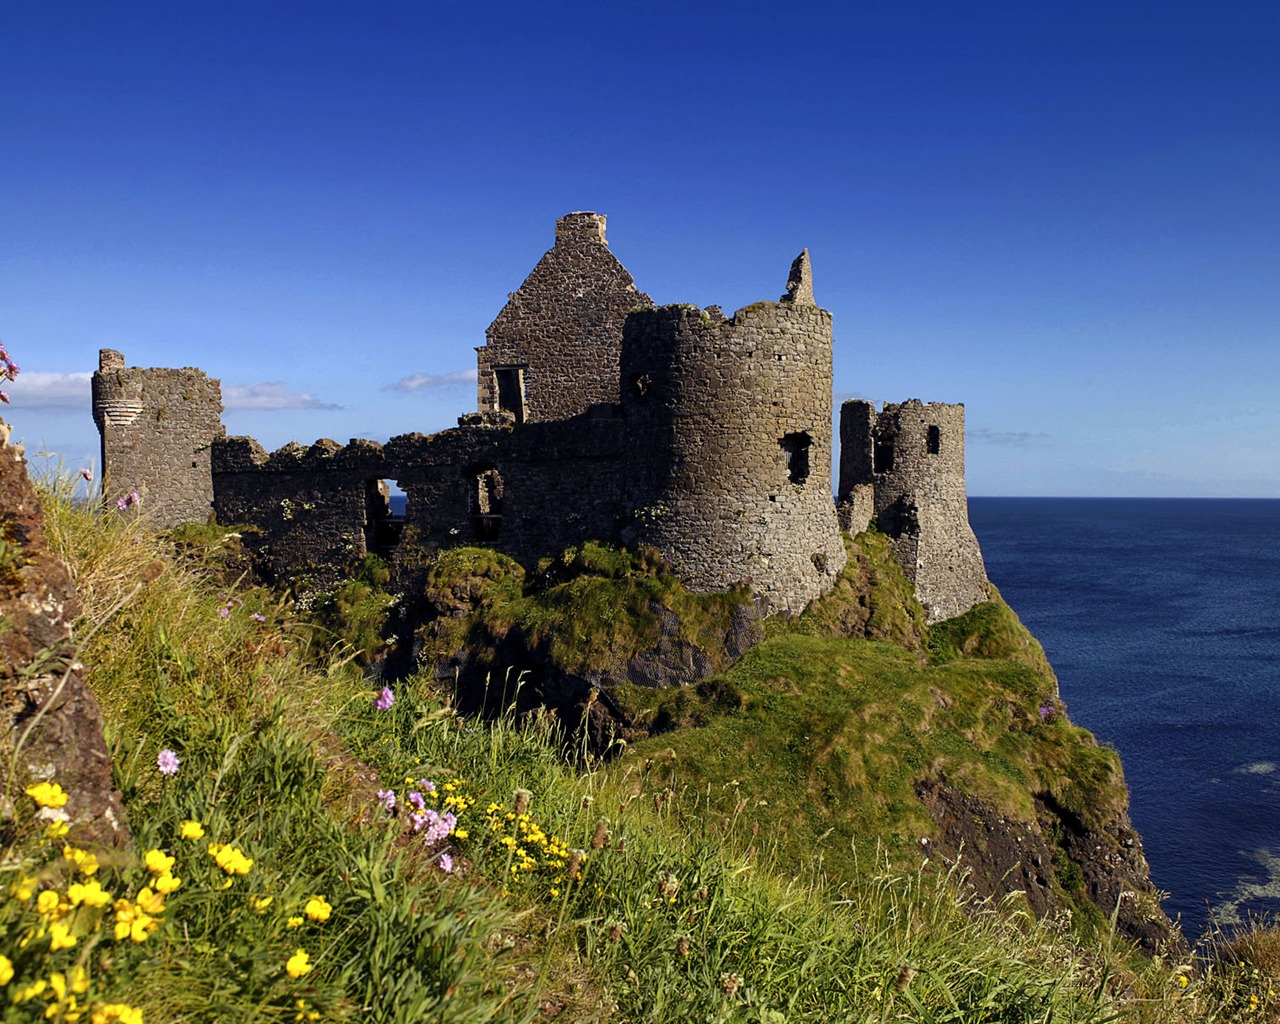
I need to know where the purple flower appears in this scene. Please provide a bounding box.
[251,612,266,623]
[80,468,93,482]
[376,788,396,811]
[1038,702,1055,721]
[439,853,453,873]
[116,490,141,512]
[408,790,426,811]
[417,779,436,793]
[373,687,395,711]
[157,749,180,776]
[414,809,456,845]
[219,606,230,619]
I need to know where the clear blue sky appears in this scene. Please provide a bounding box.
[3,0,1278,496]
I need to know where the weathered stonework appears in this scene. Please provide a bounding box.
[92,349,224,527]
[838,399,988,623]
[476,212,653,423]
[93,213,987,624]
[620,298,846,615]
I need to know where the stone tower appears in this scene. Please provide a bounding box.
[91,349,224,527]
[620,251,847,616]
[476,212,653,423]
[838,398,987,623]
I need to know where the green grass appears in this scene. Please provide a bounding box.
[4,477,1275,1022]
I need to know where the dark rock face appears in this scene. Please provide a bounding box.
[0,422,128,845]
[917,777,1183,955]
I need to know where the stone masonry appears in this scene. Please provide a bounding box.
[92,349,223,528]
[838,399,988,623]
[620,255,846,614]
[93,213,988,623]
[477,212,653,423]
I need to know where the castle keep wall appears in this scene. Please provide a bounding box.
[91,349,223,528]
[620,294,847,616]
[477,212,653,423]
[838,399,987,622]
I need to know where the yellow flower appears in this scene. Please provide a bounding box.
[68,879,113,907]
[153,871,182,895]
[113,899,158,943]
[0,954,12,985]
[249,895,273,913]
[92,1004,144,1024]
[285,948,313,978]
[286,916,304,928]
[454,829,469,840]
[179,819,205,840]
[144,849,175,875]
[26,781,68,808]
[208,842,253,875]
[49,969,88,1000]
[50,920,77,950]
[13,875,36,900]
[64,845,100,876]
[37,889,62,915]
[13,978,47,1001]
[45,820,70,839]
[136,886,166,915]
[304,895,332,922]
[1177,974,1189,989]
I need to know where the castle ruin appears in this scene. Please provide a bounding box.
[93,212,986,622]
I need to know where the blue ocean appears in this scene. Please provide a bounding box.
[969,498,1280,940]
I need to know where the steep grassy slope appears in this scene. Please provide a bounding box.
[11,480,1280,1022]
[408,532,1171,950]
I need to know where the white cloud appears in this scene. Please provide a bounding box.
[223,382,341,411]
[385,369,477,392]
[3,371,92,410]
[968,427,1051,448]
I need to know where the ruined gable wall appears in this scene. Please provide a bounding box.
[620,299,846,616]
[838,399,987,623]
[92,349,223,528]
[477,212,653,422]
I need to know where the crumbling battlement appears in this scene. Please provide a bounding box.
[838,399,987,623]
[91,349,223,527]
[95,213,989,623]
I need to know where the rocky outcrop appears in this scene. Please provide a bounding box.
[411,545,762,750]
[0,421,127,845]
[917,777,1183,955]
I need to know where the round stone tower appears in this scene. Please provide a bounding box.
[620,252,846,616]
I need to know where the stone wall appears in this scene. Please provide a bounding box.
[212,411,629,586]
[92,349,223,528]
[476,212,653,422]
[619,266,847,616]
[838,399,987,623]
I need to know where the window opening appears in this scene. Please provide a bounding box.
[927,425,941,455]
[873,436,895,474]
[494,367,526,422]
[364,479,405,557]
[780,431,812,485]
[468,465,504,541]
